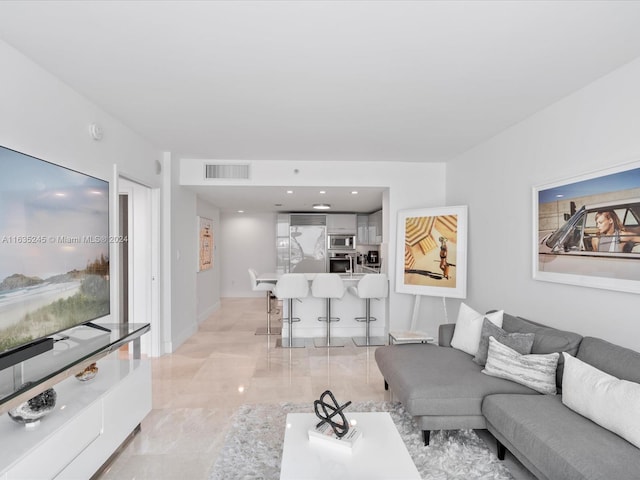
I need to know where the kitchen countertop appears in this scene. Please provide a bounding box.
[257,272,383,283]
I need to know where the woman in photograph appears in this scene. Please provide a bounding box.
[592,210,640,253]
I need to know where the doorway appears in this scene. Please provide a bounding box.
[118,194,129,325]
[118,177,160,356]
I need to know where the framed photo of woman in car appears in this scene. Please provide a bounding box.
[533,160,640,294]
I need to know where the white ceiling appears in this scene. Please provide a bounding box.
[2,1,640,212]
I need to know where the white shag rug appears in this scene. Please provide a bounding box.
[209,401,514,480]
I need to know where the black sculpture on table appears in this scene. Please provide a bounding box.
[313,390,352,438]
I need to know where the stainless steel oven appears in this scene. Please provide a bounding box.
[329,252,355,273]
[328,234,356,250]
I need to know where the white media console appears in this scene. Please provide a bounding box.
[0,323,151,479]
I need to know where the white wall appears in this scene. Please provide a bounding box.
[219,212,277,297]
[167,156,198,350]
[196,198,221,321]
[447,56,640,351]
[0,39,162,334]
[0,41,159,187]
[181,159,448,336]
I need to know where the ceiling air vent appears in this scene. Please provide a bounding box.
[205,163,250,180]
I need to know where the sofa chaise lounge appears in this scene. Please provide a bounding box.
[375,312,640,480]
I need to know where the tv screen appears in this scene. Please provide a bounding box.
[0,145,110,365]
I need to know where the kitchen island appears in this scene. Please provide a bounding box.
[258,272,387,340]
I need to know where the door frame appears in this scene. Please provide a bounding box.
[112,168,162,357]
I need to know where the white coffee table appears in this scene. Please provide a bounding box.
[280,412,420,479]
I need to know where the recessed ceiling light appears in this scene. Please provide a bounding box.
[319,190,326,194]
[237,210,245,213]
[351,191,358,195]
[313,203,331,210]
[286,190,293,194]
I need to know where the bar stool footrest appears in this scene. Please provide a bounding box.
[282,316,302,324]
[354,316,377,323]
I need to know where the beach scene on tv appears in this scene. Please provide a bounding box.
[0,147,110,353]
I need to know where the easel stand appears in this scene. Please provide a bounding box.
[388,295,447,345]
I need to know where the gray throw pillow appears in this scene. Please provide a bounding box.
[474,318,535,366]
[483,337,559,395]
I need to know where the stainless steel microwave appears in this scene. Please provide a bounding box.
[328,234,356,250]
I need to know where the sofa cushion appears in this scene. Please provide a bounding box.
[501,313,583,389]
[483,394,640,480]
[562,352,640,449]
[438,323,456,347]
[450,303,504,356]
[374,343,537,418]
[483,337,559,394]
[502,314,582,355]
[576,336,640,383]
[473,318,535,366]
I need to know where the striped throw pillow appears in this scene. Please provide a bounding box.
[482,337,560,394]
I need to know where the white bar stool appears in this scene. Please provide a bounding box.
[274,273,308,348]
[248,269,281,336]
[349,273,388,346]
[311,273,346,348]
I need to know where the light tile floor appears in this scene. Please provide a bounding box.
[98,297,388,479]
[99,297,533,480]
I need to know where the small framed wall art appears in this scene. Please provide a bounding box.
[197,216,214,272]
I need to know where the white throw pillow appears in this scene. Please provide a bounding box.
[562,352,640,449]
[450,303,504,356]
[483,337,559,395]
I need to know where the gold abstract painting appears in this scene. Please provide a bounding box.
[396,206,467,298]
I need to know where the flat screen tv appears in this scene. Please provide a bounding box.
[0,145,110,369]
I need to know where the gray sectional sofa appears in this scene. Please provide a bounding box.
[375,313,640,480]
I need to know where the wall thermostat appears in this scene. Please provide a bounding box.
[89,123,103,141]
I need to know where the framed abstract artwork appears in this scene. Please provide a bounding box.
[533,161,640,294]
[395,205,468,298]
[197,216,213,272]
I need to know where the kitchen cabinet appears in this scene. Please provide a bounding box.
[368,210,383,245]
[357,215,369,245]
[356,211,382,245]
[326,214,356,233]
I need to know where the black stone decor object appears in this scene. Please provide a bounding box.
[7,383,57,425]
[313,389,352,438]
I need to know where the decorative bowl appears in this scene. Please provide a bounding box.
[8,385,57,425]
[75,362,99,382]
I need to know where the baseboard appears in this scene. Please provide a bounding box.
[169,323,199,353]
[198,300,220,324]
